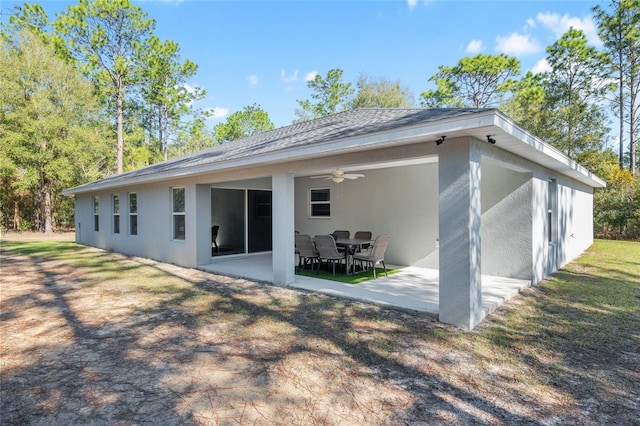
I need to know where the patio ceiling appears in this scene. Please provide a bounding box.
[296,156,439,178]
[295,113,605,188]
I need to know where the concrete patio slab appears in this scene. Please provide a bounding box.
[199,254,530,320]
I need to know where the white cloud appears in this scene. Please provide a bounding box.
[280,69,299,83]
[526,18,536,29]
[536,12,601,46]
[407,0,433,10]
[466,39,483,54]
[207,106,229,119]
[304,71,318,82]
[531,58,551,74]
[495,33,541,56]
[247,75,258,85]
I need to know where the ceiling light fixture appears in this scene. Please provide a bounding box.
[310,168,364,183]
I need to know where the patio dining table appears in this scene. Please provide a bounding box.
[335,238,373,275]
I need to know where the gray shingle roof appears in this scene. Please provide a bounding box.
[66,108,492,192]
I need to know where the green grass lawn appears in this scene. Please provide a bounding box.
[295,263,401,284]
[466,239,640,399]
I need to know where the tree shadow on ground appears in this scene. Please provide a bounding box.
[479,267,639,423]
[2,241,637,424]
[0,253,192,425]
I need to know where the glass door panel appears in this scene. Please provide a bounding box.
[211,188,246,256]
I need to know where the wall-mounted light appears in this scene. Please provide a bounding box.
[436,136,446,145]
[486,135,496,144]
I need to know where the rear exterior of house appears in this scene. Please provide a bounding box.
[65,108,604,329]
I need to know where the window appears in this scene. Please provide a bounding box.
[547,179,557,243]
[129,193,137,236]
[172,187,185,240]
[310,188,330,218]
[93,197,99,232]
[112,194,120,234]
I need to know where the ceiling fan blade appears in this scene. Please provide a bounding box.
[311,170,364,180]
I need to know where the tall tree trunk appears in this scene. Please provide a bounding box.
[13,200,20,231]
[162,105,168,161]
[116,80,125,175]
[158,103,168,161]
[34,188,43,232]
[619,49,625,169]
[43,177,54,234]
[630,71,637,174]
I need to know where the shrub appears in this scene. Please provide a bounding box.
[594,165,640,240]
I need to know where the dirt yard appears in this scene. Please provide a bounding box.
[1,233,638,425]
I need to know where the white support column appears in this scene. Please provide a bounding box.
[272,173,295,286]
[438,138,483,329]
[195,184,212,266]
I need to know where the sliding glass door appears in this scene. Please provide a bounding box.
[211,188,272,256]
[248,190,272,253]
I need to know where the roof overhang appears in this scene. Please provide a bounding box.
[63,109,605,196]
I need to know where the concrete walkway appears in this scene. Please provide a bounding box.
[199,253,531,320]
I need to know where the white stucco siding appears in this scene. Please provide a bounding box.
[531,172,595,283]
[74,194,97,247]
[294,162,439,267]
[531,176,548,284]
[556,178,594,269]
[73,181,202,268]
[195,184,213,265]
[272,173,296,285]
[480,164,533,279]
[438,137,483,329]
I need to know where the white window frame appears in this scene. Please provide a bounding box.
[547,178,557,243]
[172,187,186,240]
[309,187,331,218]
[93,196,99,232]
[112,194,120,234]
[128,192,137,236]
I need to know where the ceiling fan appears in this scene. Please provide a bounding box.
[310,168,365,183]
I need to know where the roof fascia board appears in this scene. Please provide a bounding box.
[493,111,606,188]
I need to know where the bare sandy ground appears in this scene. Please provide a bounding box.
[1,234,637,425]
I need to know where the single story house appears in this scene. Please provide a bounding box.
[63,108,605,329]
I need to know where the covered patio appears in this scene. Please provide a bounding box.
[199,253,530,320]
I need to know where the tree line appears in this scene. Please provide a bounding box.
[1,0,638,239]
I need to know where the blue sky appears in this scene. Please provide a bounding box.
[2,0,603,129]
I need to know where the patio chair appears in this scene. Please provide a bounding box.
[211,225,219,255]
[314,234,346,275]
[295,234,319,272]
[332,230,350,240]
[353,234,390,279]
[353,231,372,251]
[332,230,350,253]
